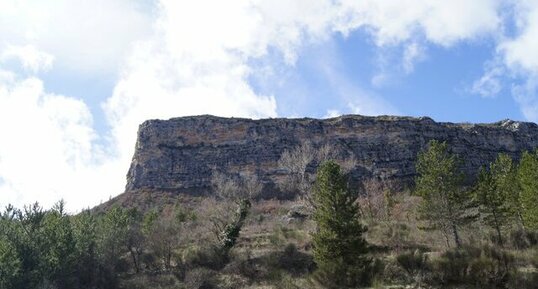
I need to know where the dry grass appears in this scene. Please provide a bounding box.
[109,193,536,289]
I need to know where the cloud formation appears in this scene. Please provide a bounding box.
[495,0,538,121]
[1,45,54,73]
[0,0,153,75]
[0,64,125,209]
[1,0,538,211]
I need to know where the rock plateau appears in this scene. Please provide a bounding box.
[122,115,538,200]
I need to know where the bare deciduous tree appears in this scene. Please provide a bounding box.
[142,207,193,271]
[211,171,240,201]
[278,141,316,196]
[240,172,263,200]
[357,178,394,221]
[211,171,262,202]
[317,143,337,163]
[209,170,263,256]
[277,141,358,208]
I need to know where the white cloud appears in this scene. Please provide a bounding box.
[371,42,426,87]
[336,0,501,46]
[512,78,538,122]
[103,1,280,161]
[0,0,153,75]
[1,45,54,73]
[371,73,390,88]
[402,42,425,74]
[0,67,125,210]
[499,0,538,74]
[324,109,341,118]
[493,0,538,121]
[471,62,505,97]
[338,0,500,86]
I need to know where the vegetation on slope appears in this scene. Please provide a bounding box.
[0,141,537,289]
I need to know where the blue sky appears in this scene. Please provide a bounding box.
[1,0,538,210]
[251,30,523,123]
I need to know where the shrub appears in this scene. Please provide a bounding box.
[275,274,302,289]
[431,244,515,287]
[379,258,411,285]
[377,222,411,251]
[140,251,159,272]
[183,268,218,289]
[274,243,314,276]
[396,249,429,278]
[509,228,538,250]
[183,245,227,270]
[506,269,538,289]
[221,249,257,280]
[120,274,181,289]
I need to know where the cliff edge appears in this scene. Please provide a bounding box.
[123,115,538,199]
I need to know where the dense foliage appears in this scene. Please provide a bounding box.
[474,154,517,246]
[414,140,475,247]
[311,161,372,287]
[518,150,538,230]
[0,202,132,289]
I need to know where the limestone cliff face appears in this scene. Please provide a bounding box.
[125,115,538,198]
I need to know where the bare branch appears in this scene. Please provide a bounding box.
[211,171,240,200]
[240,172,263,200]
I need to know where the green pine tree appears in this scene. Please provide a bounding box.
[517,150,538,230]
[312,161,372,288]
[474,154,516,247]
[415,140,475,248]
[0,234,21,289]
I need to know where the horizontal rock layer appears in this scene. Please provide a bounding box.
[125,115,538,198]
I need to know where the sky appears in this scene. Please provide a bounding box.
[1,0,538,211]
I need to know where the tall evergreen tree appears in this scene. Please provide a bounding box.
[517,150,538,230]
[0,231,21,289]
[72,210,99,288]
[415,140,475,247]
[40,201,77,288]
[474,154,516,247]
[312,161,372,288]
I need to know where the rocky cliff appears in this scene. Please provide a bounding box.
[125,115,538,198]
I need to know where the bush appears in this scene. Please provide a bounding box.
[183,268,218,289]
[379,258,410,285]
[430,244,515,288]
[221,249,257,280]
[120,274,181,289]
[376,222,411,251]
[274,274,302,289]
[509,228,538,250]
[274,243,314,276]
[183,245,227,270]
[396,249,429,279]
[140,252,159,272]
[507,269,538,289]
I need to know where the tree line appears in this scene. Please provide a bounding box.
[0,170,263,289]
[415,140,538,248]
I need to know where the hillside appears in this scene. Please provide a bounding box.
[108,115,538,208]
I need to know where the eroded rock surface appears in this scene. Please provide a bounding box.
[125,115,538,198]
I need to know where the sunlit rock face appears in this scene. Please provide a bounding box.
[125,115,538,198]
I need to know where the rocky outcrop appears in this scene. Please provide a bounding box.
[125,115,538,198]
